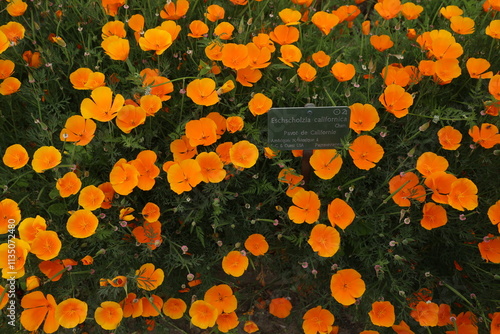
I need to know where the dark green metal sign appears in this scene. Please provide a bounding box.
[268,106,350,150]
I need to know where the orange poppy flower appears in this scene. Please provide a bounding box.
[25,275,41,291]
[163,298,187,319]
[221,43,250,70]
[226,116,244,133]
[478,234,500,262]
[77,185,104,211]
[31,146,61,173]
[0,77,21,95]
[434,58,461,84]
[55,298,88,329]
[3,144,29,169]
[361,20,371,35]
[101,35,129,61]
[170,135,197,161]
[401,2,423,20]
[20,291,59,333]
[142,74,174,102]
[488,200,500,232]
[416,152,449,177]
[268,298,292,319]
[244,234,269,256]
[370,35,394,51]
[136,263,164,291]
[0,21,25,44]
[374,0,402,20]
[116,105,146,133]
[196,152,226,183]
[437,125,462,150]
[248,93,272,116]
[18,215,47,244]
[450,16,475,34]
[80,255,93,265]
[189,300,218,329]
[489,74,500,100]
[95,301,123,330]
[391,320,415,334]
[69,68,105,90]
[128,14,144,32]
[278,8,301,25]
[490,313,500,334]
[216,142,233,165]
[297,63,317,82]
[139,94,163,117]
[216,312,239,333]
[349,103,379,134]
[236,67,262,87]
[252,33,276,52]
[98,182,115,209]
[310,149,343,180]
[222,250,248,277]
[38,259,65,282]
[230,140,259,169]
[334,5,361,22]
[447,178,478,211]
[101,20,126,39]
[418,60,436,76]
[110,159,140,195]
[486,20,500,39]
[205,4,224,22]
[0,237,29,278]
[205,41,223,61]
[80,86,124,122]
[130,150,160,191]
[187,20,208,38]
[160,0,189,20]
[331,62,356,82]
[60,115,97,146]
[0,198,21,234]
[379,84,413,118]
[30,230,61,261]
[139,28,172,55]
[0,59,14,79]
[440,5,463,19]
[369,301,395,327]
[206,112,226,138]
[388,172,426,207]
[166,159,203,194]
[312,51,330,68]
[185,117,218,147]
[158,20,181,40]
[288,189,320,224]
[107,275,127,287]
[349,135,384,170]
[411,301,439,326]
[269,25,299,45]
[204,284,237,315]
[308,224,340,257]
[311,11,339,35]
[420,202,447,230]
[469,123,500,149]
[66,209,99,238]
[302,306,335,334]
[214,22,234,40]
[330,268,366,306]
[0,31,9,54]
[465,58,492,79]
[327,198,355,230]
[6,0,28,17]
[243,320,259,333]
[101,0,125,16]
[429,36,463,60]
[133,220,162,250]
[424,171,457,205]
[120,293,143,318]
[186,78,219,106]
[142,298,163,317]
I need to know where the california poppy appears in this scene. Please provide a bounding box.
[55,298,88,329]
[244,234,269,256]
[95,301,123,330]
[101,21,126,39]
[412,301,439,326]
[205,4,224,21]
[465,58,493,79]
[450,16,475,34]
[302,306,335,334]
[69,68,105,90]
[308,224,340,257]
[349,135,384,170]
[420,202,448,230]
[101,0,125,16]
[0,237,29,278]
[136,263,164,291]
[101,35,129,61]
[486,20,500,39]
[220,43,250,70]
[312,51,330,68]
[0,198,21,234]
[32,146,61,173]
[78,185,105,211]
[163,298,187,319]
[226,116,244,133]
[143,74,174,102]
[268,298,292,319]
[478,235,500,263]
[139,28,172,55]
[369,301,395,327]
[278,8,302,25]
[0,77,21,95]
[222,250,248,277]
[214,22,234,40]
[429,36,463,60]
[310,149,343,180]
[186,78,219,106]
[230,140,259,169]
[488,200,500,232]
[189,300,218,329]
[132,220,162,250]
[370,35,394,52]
[388,172,426,207]
[401,2,423,20]
[18,215,47,244]
[236,67,262,87]
[447,178,478,211]
[269,25,299,45]
[379,84,413,118]
[120,293,143,318]
[330,268,366,306]
[311,11,339,35]
[327,198,355,230]
[196,152,226,183]
[6,0,28,17]
[469,123,500,149]
[297,63,317,82]
[66,209,98,238]
[98,182,115,209]
[160,0,189,20]
[331,62,356,82]
[30,230,61,261]
[204,284,237,315]
[128,14,144,33]
[252,33,276,52]
[0,31,9,54]
[434,58,461,84]
[216,312,239,333]
[20,291,59,333]
[60,115,97,146]
[166,159,203,194]
[243,320,260,333]
[288,189,320,224]
[142,295,162,317]
[187,20,208,38]
[374,0,402,20]
[80,86,125,122]
[437,125,462,150]
[129,150,160,191]
[416,152,449,177]
[334,5,361,22]
[391,320,415,334]
[248,93,272,116]
[0,21,25,44]
[3,144,29,169]
[110,159,140,195]
[440,5,463,19]
[278,167,304,197]
[424,171,457,205]
[170,135,197,161]
[0,60,14,79]
[349,103,379,134]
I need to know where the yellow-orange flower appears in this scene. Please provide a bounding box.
[55,298,88,329]
[269,298,292,318]
[189,300,218,329]
[30,230,61,261]
[310,149,343,180]
[3,144,29,169]
[349,135,384,170]
[302,306,335,334]
[166,159,203,194]
[78,185,105,211]
[66,209,99,238]
[20,291,59,333]
[110,159,140,195]
[163,298,187,319]
[186,78,219,106]
[244,234,269,256]
[95,301,123,330]
[288,189,320,224]
[60,115,97,146]
[330,268,366,306]
[136,263,164,291]
[379,84,413,118]
[0,198,21,234]
[229,140,259,169]
[32,146,61,173]
[369,301,395,327]
[327,198,355,230]
[18,215,47,244]
[308,224,340,257]
[222,250,249,277]
[0,77,21,95]
[139,28,172,55]
[81,86,125,122]
[101,35,129,61]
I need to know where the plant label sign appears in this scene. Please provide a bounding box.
[268,106,350,150]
